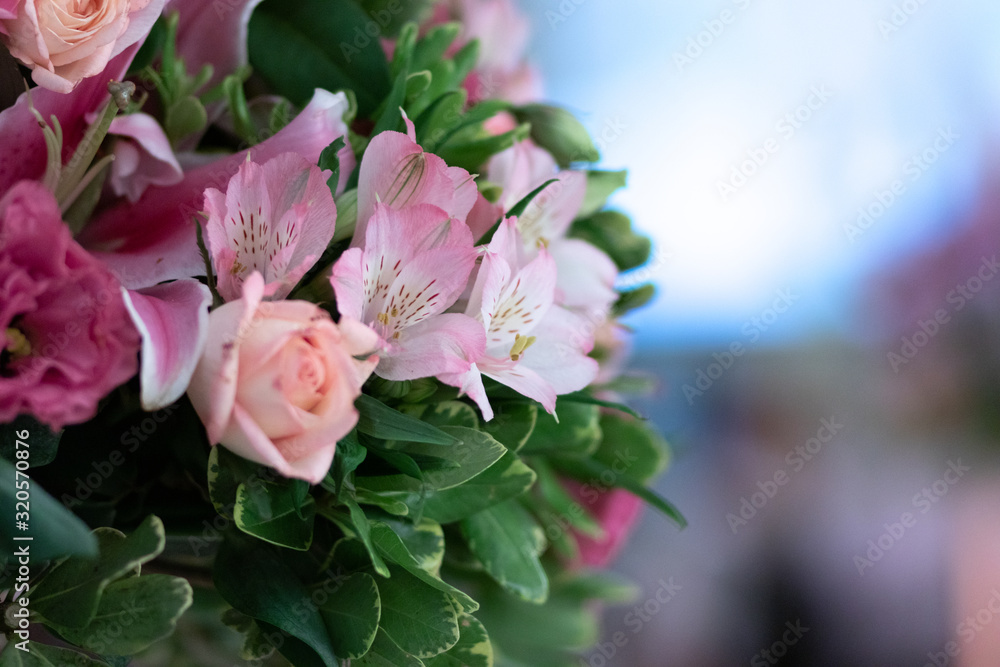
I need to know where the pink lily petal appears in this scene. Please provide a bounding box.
[106,112,184,201]
[79,89,353,290]
[329,247,365,321]
[205,152,337,301]
[514,306,599,395]
[0,44,140,192]
[480,355,557,414]
[122,279,212,410]
[0,0,18,20]
[515,169,586,245]
[466,191,504,241]
[170,0,265,91]
[354,128,476,245]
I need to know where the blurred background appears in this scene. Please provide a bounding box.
[515,0,1000,664]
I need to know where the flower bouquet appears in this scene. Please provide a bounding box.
[0,0,681,664]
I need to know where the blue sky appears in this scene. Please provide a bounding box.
[515,0,1000,347]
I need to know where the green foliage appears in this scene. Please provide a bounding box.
[569,209,652,272]
[249,0,392,116]
[461,500,548,604]
[512,104,601,166]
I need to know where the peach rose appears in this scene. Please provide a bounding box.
[187,272,379,484]
[0,0,166,93]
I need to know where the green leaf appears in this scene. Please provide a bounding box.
[482,403,537,452]
[578,170,628,218]
[221,608,278,661]
[328,431,367,499]
[512,104,600,166]
[411,22,461,73]
[552,457,686,528]
[460,501,548,604]
[421,427,506,490]
[556,570,640,604]
[319,572,381,659]
[234,478,317,550]
[425,614,493,667]
[372,69,409,136]
[0,458,97,562]
[613,283,656,317]
[1,415,59,466]
[569,210,652,272]
[423,452,536,524]
[51,574,193,655]
[415,90,468,148]
[356,395,457,445]
[531,459,602,538]
[356,0,438,38]
[213,530,339,666]
[520,402,601,457]
[355,629,425,666]
[248,0,391,116]
[373,516,444,573]
[594,414,669,484]
[208,446,272,518]
[318,136,347,196]
[342,497,391,577]
[438,125,528,173]
[369,520,479,614]
[376,567,461,658]
[418,401,480,430]
[0,643,106,666]
[31,515,165,628]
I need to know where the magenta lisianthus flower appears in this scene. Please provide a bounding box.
[563,480,644,569]
[204,152,337,302]
[0,181,140,429]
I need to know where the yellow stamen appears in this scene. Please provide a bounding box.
[509,334,536,362]
[377,312,390,325]
[4,328,31,359]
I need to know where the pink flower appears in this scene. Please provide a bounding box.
[564,482,644,569]
[441,219,598,420]
[187,272,379,484]
[0,0,166,93]
[204,152,337,302]
[353,115,477,246]
[104,112,184,202]
[0,181,140,429]
[79,89,354,290]
[489,139,618,316]
[332,203,485,381]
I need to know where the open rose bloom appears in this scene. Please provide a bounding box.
[0,0,166,93]
[187,273,378,484]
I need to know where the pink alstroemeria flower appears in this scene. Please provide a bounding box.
[332,203,485,381]
[170,0,264,91]
[353,114,477,246]
[204,152,337,302]
[79,89,354,290]
[441,219,598,420]
[488,138,618,316]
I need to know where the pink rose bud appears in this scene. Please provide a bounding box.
[187,272,379,484]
